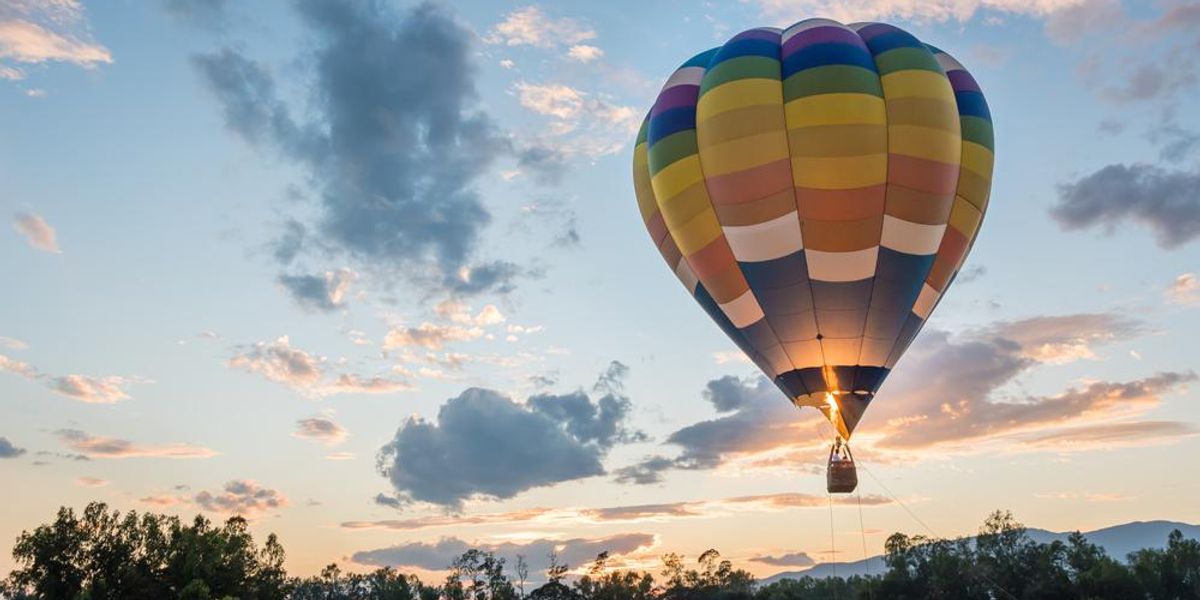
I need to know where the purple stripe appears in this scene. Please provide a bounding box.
[947,70,981,93]
[854,23,893,41]
[782,26,866,57]
[729,27,781,43]
[650,84,699,117]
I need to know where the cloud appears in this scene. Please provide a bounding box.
[278,268,357,311]
[748,0,1084,25]
[76,477,108,487]
[193,479,288,515]
[294,416,347,446]
[0,1,111,75]
[383,323,484,350]
[750,552,815,568]
[48,375,133,403]
[0,336,28,350]
[343,492,890,532]
[1168,273,1199,305]
[1052,163,1200,248]
[163,0,229,29]
[193,1,533,297]
[12,212,60,253]
[378,368,641,508]
[1,354,142,403]
[56,429,218,459]
[485,6,596,48]
[986,313,1141,364]
[325,374,412,394]
[513,81,638,157]
[352,533,654,571]
[1020,420,1198,449]
[228,336,323,387]
[0,436,26,458]
[566,44,603,63]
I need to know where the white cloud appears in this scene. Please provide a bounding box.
[49,374,132,403]
[1168,272,1199,305]
[499,59,514,69]
[228,336,323,388]
[0,1,111,74]
[56,429,218,459]
[383,323,484,350]
[513,81,638,157]
[0,336,28,350]
[294,415,348,446]
[193,480,288,516]
[12,212,60,253]
[567,44,603,63]
[485,6,595,48]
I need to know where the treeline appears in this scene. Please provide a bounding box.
[2,503,1198,599]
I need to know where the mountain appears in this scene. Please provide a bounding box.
[760,520,1200,585]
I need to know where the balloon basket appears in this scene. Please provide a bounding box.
[826,441,858,494]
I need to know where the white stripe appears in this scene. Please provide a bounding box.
[880,215,947,255]
[912,283,940,319]
[806,247,878,282]
[719,289,765,328]
[935,53,965,73]
[662,66,705,92]
[782,18,846,43]
[723,211,803,262]
[675,258,699,294]
[846,22,875,32]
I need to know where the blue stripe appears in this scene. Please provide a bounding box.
[740,251,809,291]
[694,284,757,359]
[783,42,877,77]
[863,30,924,55]
[853,366,888,393]
[811,279,873,310]
[955,91,991,120]
[712,38,780,66]
[647,107,695,146]
[682,48,721,68]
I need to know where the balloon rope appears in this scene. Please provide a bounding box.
[858,462,1020,600]
[856,489,873,600]
[827,491,839,600]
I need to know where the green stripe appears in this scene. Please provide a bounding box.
[960,116,994,151]
[783,65,882,101]
[648,130,698,175]
[636,118,649,146]
[873,47,943,75]
[699,56,780,97]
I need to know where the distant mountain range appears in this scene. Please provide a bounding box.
[761,520,1200,585]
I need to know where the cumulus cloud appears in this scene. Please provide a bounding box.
[193,479,288,515]
[11,212,60,253]
[1052,163,1200,249]
[567,44,603,63]
[193,1,543,297]
[1168,273,1199,305]
[227,336,410,395]
[278,268,357,312]
[485,6,596,49]
[377,365,641,508]
[352,533,654,571]
[56,429,218,459]
[750,552,816,567]
[620,313,1192,481]
[0,436,26,458]
[0,0,111,79]
[294,415,347,446]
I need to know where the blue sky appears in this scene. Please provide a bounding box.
[2,0,1199,579]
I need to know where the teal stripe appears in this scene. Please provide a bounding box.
[783,65,883,100]
[648,130,699,175]
[699,56,780,97]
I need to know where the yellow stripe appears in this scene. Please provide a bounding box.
[960,141,994,180]
[947,195,982,237]
[889,125,962,164]
[696,78,782,122]
[672,209,724,255]
[880,70,955,102]
[698,131,789,177]
[659,183,712,230]
[650,155,704,202]
[791,154,887,189]
[633,144,659,223]
[785,93,886,128]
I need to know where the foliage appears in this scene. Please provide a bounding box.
[3,505,1199,600]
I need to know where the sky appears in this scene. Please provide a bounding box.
[2,0,1199,582]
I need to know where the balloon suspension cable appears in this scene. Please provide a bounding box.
[856,489,873,600]
[826,490,838,600]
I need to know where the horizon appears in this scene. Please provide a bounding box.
[2,0,1199,583]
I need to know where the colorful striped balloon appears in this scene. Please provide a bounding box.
[632,19,993,440]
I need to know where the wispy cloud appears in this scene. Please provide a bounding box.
[748,0,1085,25]
[485,6,596,49]
[11,212,60,253]
[1,354,143,403]
[293,415,348,446]
[76,476,108,487]
[56,429,218,459]
[1168,273,1199,305]
[228,336,409,395]
[352,533,654,572]
[0,0,112,79]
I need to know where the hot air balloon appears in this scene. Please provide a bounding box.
[631,19,993,492]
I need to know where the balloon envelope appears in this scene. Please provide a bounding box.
[631,19,993,439]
